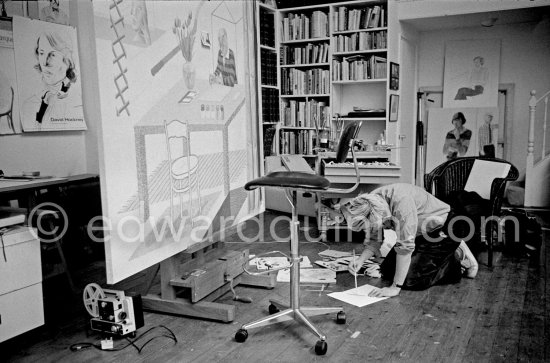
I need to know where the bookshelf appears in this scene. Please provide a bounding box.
[256,1,279,162]
[255,0,400,219]
[328,0,395,158]
[256,0,396,165]
[275,4,332,162]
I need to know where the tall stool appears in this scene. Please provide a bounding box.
[235,122,363,355]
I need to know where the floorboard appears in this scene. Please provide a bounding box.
[1,210,548,362]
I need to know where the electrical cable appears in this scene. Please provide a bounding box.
[69,325,177,354]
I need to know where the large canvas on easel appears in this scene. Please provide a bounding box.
[92,0,256,283]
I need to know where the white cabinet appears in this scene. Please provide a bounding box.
[0,227,44,342]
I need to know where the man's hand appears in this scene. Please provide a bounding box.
[368,286,400,298]
[348,249,371,275]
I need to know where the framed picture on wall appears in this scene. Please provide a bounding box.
[389,94,399,122]
[390,62,399,91]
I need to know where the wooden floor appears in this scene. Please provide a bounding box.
[2,210,549,363]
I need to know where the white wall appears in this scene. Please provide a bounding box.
[416,21,550,173]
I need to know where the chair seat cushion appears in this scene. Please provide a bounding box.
[245,171,330,191]
[171,155,199,178]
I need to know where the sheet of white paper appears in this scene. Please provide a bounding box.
[464,159,511,199]
[328,284,389,307]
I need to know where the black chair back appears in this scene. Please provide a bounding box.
[335,122,361,163]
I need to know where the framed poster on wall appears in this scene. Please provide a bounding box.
[389,62,399,91]
[443,39,501,108]
[13,16,87,132]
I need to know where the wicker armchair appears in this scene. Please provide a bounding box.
[424,157,519,268]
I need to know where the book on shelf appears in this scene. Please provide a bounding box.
[263,126,277,157]
[331,5,385,32]
[279,129,315,155]
[261,88,279,123]
[281,99,330,128]
[282,10,327,42]
[259,8,276,47]
[281,67,330,95]
[369,6,381,29]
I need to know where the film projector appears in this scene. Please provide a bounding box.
[83,283,144,337]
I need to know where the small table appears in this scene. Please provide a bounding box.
[133,79,245,221]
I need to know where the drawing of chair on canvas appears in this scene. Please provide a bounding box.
[164,119,202,224]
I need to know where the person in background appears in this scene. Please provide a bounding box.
[478,112,496,158]
[209,27,237,87]
[443,112,472,160]
[340,183,478,298]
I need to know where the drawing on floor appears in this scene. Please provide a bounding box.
[443,39,501,108]
[12,16,86,132]
[93,0,256,283]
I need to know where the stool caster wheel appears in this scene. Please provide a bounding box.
[336,311,346,324]
[315,340,327,355]
[268,304,280,314]
[235,329,248,343]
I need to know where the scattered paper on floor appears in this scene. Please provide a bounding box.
[328,284,389,307]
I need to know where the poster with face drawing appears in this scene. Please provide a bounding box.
[12,16,86,132]
[92,0,257,284]
[0,21,22,135]
[425,107,499,173]
[443,39,501,108]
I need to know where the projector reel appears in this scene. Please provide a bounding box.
[83,283,106,317]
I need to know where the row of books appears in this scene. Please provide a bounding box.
[281,10,328,41]
[281,67,331,95]
[279,129,315,155]
[260,49,278,86]
[261,88,280,123]
[332,31,387,53]
[332,55,387,81]
[259,8,276,47]
[281,99,330,128]
[263,126,277,157]
[333,5,385,32]
[280,43,330,65]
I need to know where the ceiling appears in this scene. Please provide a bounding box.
[402,6,550,31]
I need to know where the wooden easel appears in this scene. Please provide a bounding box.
[141,240,276,322]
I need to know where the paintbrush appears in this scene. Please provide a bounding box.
[353,249,357,289]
